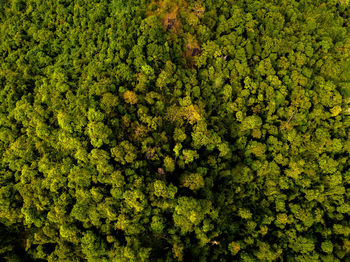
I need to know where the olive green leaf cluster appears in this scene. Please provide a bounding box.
[0,0,350,261]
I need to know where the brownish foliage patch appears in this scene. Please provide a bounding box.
[163,7,182,32]
[147,1,205,68]
[147,0,183,33]
[183,33,201,67]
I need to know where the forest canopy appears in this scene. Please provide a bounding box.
[1,0,350,261]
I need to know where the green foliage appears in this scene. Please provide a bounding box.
[180,172,205,191]
[0,0,349,261]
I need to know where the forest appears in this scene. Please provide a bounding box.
[0,0,350,261]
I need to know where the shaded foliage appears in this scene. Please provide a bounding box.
[0,0,350,261]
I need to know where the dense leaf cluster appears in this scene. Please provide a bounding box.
[1,0,350,261]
